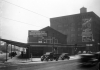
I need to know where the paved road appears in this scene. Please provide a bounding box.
[0,60,99,70]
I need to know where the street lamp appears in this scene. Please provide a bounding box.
[52,33,55,53]
[97,43,100,52]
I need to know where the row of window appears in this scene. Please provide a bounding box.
[58,28,82,33]
[67,38,82,42]
[38,38,58,44]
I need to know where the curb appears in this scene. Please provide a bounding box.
[5,55,80,64]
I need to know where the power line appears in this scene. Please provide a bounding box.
[1,0,66,29]
[0,16,43,28]
[2,0,49,19]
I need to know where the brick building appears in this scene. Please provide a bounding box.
[50,7,100,52]
[27,26,69,57]
[28,26,67,44]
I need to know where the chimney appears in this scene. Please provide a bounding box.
[80,7,87,13]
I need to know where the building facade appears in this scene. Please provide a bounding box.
[27,26,69,57]
[28,26,67,44]
[50,7,100,52]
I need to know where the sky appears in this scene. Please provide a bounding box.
[0,0,100,43]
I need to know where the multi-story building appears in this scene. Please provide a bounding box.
[50,7,100,52]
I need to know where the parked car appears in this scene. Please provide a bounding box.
[59,53,70,60]
[9,52,17,57]
[94,52,100,62]
[41,52,54,61]
[0,51,3,54]
[41,52,61,61]
[53,53,61,61]
[79,53,98,66]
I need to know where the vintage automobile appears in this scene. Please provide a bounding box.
[41,52,61,61]
[94,52,100,61]
[79,53,98,66]
[59,53,70,60]
[0,51,3,54]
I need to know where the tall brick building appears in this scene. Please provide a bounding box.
[50,7,100,52]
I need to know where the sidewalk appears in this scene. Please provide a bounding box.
[6,55,80,64]
[69,55,80,60]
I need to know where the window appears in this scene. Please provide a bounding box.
[71,28,75,31]
[63,31,67,34]
[58,25,62,28]
[71,23,75,26]
[82,36,92,42]
[43,39,47,43]
[70,39,73,42]
[78,23,81,25]
[78,34,81,36]
[54,39,58,44]
[51,39,53,44]
[47,40,50,43]
[71,34,75,37]
[78,28,81,31]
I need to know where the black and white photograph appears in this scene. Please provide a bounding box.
[0,0,100,70]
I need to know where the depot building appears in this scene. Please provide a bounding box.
[26,26,85,57]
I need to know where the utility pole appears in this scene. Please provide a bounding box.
[11,45,12,59]
[6,43,8,62]
[52,33,54,53]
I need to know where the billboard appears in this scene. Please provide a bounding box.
[28,30,47,43]
[82,18,93,42]
[29,30,47,37]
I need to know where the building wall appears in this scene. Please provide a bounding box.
[27,27,68,57]
[92,13,100,51]
[28,27,67,44]
[50,12,100,52]
[50,16,77,44]
[40,26,67,44]
[26,44,86,57]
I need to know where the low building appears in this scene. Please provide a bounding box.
[27,26,70,57]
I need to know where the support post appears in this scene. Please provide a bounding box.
[14,45,15,52]
[28,46,30,59]
[52,33,54,53]
[6,43,8,62]
[11,45,12,59]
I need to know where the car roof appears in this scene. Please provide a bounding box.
[62,53,68,54]
[79,53,94,56]
[96,52,100,54]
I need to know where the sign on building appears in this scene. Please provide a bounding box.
[82,18,93,42]
[29,30,47,37]
[28,30,47,43]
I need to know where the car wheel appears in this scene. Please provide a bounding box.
[46,58,49,61]
[50,58,53,61]
[56,58,58,61]
[67,57,70,60]
[41,59,44,61]
[62,58,64,60]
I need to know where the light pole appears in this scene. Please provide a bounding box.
[97,43,100,52]
[52,33,55,53]
[6,43,8,62]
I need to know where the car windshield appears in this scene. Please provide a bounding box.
[62,53,68,55]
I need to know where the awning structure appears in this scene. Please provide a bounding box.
[0,38,29,48]
[0,38,82,47]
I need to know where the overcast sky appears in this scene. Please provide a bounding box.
[0,0,100,43]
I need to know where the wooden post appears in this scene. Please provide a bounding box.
[11,45,12,59]
[14,45,16,52]
[28,46,30,59]
[31,53,32,62]
[6,43,8,61]
[52,33,54,53]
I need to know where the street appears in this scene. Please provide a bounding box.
[0,59,99,70]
